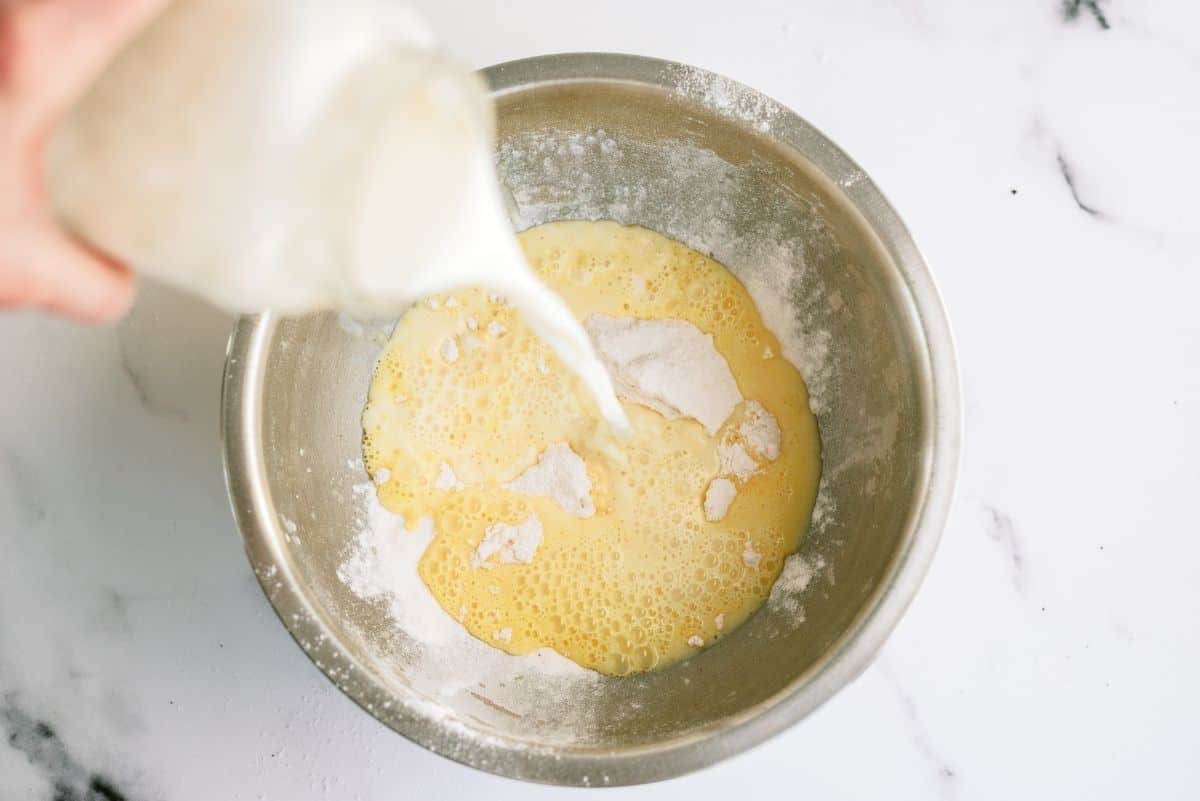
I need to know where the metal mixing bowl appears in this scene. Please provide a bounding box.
[221,53,960,785]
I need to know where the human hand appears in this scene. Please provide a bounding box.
[0,0,168,322]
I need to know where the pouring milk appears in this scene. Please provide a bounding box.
[47,0,629,432]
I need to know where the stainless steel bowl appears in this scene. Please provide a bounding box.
[221,53,960,785]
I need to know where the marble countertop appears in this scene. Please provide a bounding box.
[3,1,1199,798]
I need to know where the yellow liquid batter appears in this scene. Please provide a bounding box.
[362,221,821,675]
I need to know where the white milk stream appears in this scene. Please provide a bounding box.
[47,0,628,431]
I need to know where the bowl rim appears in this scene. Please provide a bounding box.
[221,51,962,786]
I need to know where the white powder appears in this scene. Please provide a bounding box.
[465,316,478,331]
[372,467,390,485]
[486,319,507,337]
[585,314,741,435]
[504,443,595,518]
[444,296,459,308]
[471,513,544,568]
[768,554,822,617]
[439,336,459,363]
[493,627,513,643]
[434,462,464,492]
[714,613,725,630]
[687,635,704,647]
[740,400,781,460]
[338,486,457,646]
[703,478,737,522]
[666,63,783,134]
[718,441,759,482]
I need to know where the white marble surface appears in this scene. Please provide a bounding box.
[3,1,1199,798]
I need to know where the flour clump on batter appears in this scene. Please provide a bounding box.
[471,514,544,568]
[584,315,741,435]
[504,443,595,518]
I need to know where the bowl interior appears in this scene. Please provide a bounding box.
[230,55,945,784]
